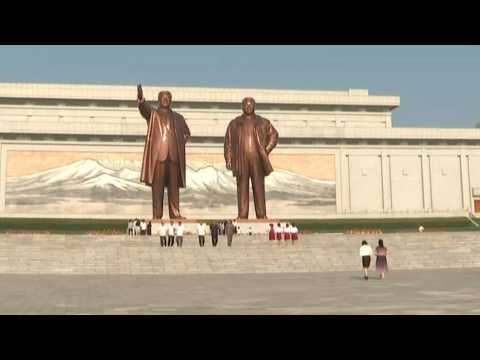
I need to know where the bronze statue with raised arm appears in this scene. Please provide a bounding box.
[224,97,279,219]
[137,84,190,219]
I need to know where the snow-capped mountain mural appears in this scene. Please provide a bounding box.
[5,159,336,216]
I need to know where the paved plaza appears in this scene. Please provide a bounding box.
[1,268,480,314]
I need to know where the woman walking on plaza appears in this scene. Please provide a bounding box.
[375,239,388,279]
[359,240,373,280]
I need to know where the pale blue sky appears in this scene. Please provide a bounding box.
[0,45,478,128]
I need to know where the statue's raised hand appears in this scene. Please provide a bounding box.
[137,84,144,101]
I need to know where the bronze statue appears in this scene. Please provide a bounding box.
[224,97,279,219]
[137,84,190,219]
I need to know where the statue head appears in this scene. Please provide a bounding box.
[158,91,172,109]
[242,97,256,116]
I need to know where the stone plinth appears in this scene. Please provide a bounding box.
[235,219,280,234]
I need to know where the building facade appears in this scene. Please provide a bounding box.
[1,82,479,219]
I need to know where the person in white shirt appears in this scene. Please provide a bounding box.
[291,224,299,243]
[284,223,291,241]
[167,221,175,247]
[197,222,206,247]
[158,221,167,247]
[359,240,373,280]
[134,219,141,236]
[232,220,239,235]
[275,223,282,241]
[175,221,184,247]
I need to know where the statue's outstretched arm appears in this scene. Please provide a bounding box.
[138,99,152,121]
[137,84,152,121]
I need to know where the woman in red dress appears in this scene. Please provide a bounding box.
[284,223,291,241]
[268,223,275,241]
[291,223,298,241]
[275,223,282,241]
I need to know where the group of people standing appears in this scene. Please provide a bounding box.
[157,221,185,247]
[154,220,238,248]
[268,223,299,243]
[359,239,388,280]
[127,219,152,236]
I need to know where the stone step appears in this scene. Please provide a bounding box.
[1,231,480,274]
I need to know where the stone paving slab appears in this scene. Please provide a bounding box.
[0,268,479,314]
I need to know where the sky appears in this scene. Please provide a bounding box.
[0,45,478,128]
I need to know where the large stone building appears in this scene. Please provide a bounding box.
[1,82,479,219]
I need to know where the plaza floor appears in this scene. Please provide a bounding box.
[1,268,480,314]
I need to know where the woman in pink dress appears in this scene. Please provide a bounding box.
[275,223,282,241]
[291,223,298,242]
[268,224,275,241]
[375,239,388,279]
[284,223,291,241]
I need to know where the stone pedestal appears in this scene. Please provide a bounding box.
[234,219,280,234]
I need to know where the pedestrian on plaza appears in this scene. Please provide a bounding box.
[147,221,152,236]
[158,221,167,247]
[225,220,235,247]
[211,222,220,247]
[134,218,141,236]
[197,222,206,247]
[127,219,134,236]
[232,219,239,234]
[291,223,299,243]
[140,219,147,235]
[375,239,388,280]
[175,221,184,247]
[268,223,275,241]
[167,221,175,247]
[275,222,282,241]
[284,223,291,241]
[359,240,373,280]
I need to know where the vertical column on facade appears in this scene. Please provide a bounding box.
[335,149,343,215]
[385,112,392,128]
[421,153,432,212]
[459,152,471,212]
[0,143,5,213]
[341,153,351,214]
[467,155,474,212]
[381,151,391,213]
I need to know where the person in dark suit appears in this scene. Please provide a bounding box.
[211,222,220,247]
[147,221,152,236]
[225,220,235,247]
